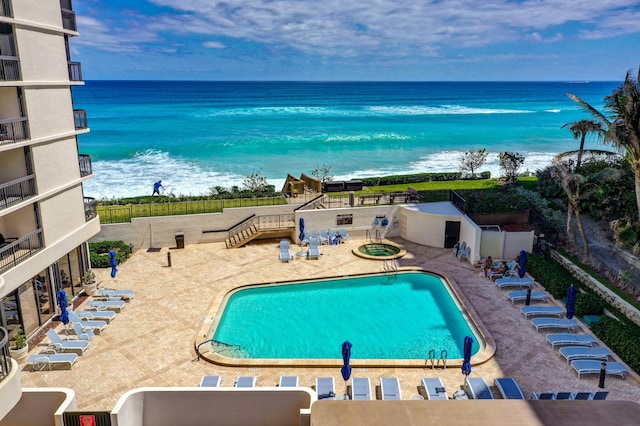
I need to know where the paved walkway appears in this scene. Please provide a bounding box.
[18,237,640,410]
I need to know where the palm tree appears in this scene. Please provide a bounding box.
[561,119,603,169]
[567,66,640,221]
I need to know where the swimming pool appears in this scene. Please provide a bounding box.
[209,271,483,362]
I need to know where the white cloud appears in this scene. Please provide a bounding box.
[203,41,226,49]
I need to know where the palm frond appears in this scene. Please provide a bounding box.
[566,93,611,126]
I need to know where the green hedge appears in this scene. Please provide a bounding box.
[360,171,490,187]
[89,240,132,268]
[526,253,579,299]
[575,293,606,317]
[591,316,640,373]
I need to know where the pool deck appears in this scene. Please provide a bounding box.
[18,237,640,409]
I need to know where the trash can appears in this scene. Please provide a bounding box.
[175,232,185,249]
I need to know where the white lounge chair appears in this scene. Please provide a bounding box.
[352,377,372,400]
[279,376,298,387]
[45,329,89,355]
[546,333,596,349]
[422,378,448,400]
[494,378,525,400]
[308,238,321,260]
[572,391,592,400]
[531,317,577,332]
[555,391,573,400]
[97,288,134,301]
[380,377,402,400]
[199,375,221,387]
[559,346,612,364]
[521,305,563,319]
[531,391,555,400]
[279,245,293,262]
[71,322,95,340]
[318,230,329,245]
[495,277,533,289]
[235,376,257,387]
[279,240,290,250]
[86,299,125,312]
[76,309,116,323]
[571,360,627,379]
[591,391,609,400]
[506,290,547,304]
[302,230,318,246]
[465,377,494,399]
[338,229,349,240]
[316,377,335,400]
[67,311,107,334]
[26,352,78,371]
[457,246,471,262]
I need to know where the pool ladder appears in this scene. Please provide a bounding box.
[383,258,398,275]
[426,349,448,369]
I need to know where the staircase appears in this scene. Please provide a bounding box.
[225,213,295,248]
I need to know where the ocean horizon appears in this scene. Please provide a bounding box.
[73,80,618,199]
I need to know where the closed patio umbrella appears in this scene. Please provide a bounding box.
[518,250,527,278]
[57,289,69,334]
[109,250,118,279]
[299,218,305,244]
[341,340,352,400]
[566,285,577,320]
[462,336,473,381]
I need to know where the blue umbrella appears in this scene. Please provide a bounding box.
[57,289,69,326]
[298,218,305,244]
[341,340,352,400]
[462,336,473,379]
[518,250,527,278]
[566,285,577,320]
[109,250,118,279]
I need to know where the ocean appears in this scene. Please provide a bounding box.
[72,81,618,199]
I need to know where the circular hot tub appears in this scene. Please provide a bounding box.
[352,241,406,260]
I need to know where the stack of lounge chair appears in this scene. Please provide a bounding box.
[530,391,609,400]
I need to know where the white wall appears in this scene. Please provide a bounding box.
[12,0,64,28]
[23,89,75,139]
[0,88,21,119]
[480,230,534,261]
[14,28,68,83]
[39,186,87,244]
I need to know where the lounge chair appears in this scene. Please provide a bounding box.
[572,391,592,400]
[495,277,533,289]
[279,376,298,387]
[279,245,293,262]
[86,299,125,312]
[316,377,336,400]
[279,239,290,250]
[45,329,89,355]
[302,230,318,246]
[76,309,116,323]
[318,230,329,245]
[235,376,257,387]
[26,353,78,371]
[506,290,547,304]
[199,375,221,387]
[380,377,402,400]
[71,322,95,340]
[457,246,471,262]
[559,346,612,364]
[531,392,555,400]
[531,318,577,332]
[555,391,574,400]
[97,288,134,300]
[546,333,596,349]
[494,378,525,400]
[308,238,321,260]
[521,305,564,319]
[571,360,627,379]
[591,391,609,400]
[352,377,372,400]
[67,311,107,334]
[465,377,494,399]
[422,378,448,400]
[338,228,349,240]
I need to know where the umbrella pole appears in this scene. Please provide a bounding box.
[345,380,349,400]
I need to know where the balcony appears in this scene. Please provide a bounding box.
[0,118,29,146]
[0,0,12,18]
[0,58,20,81]
[68,62,82,81]
[0,229,43,274]
[0,175,36,211]
[74,109,88,130]
[79,154,92,177]
[60,0,74,11]
[61,10,77,32]
[84,197,96,221]
[0,327,11,384]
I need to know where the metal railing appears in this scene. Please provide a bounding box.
[449,190,466,213]
[0,175,36,210]
[226,213,295,247]
[61,10,77,31]
[84,197,97,221]
[68,61,82,81]
[79,154,92,177]
[60,0,74,10]
[74,109,88,129]
[0,0,12,17]
[0,326,11,383]
[0,58,20,81]
[0,229,44,274]
[0,117,29,145]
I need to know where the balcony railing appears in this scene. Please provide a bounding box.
[0,175,36,211]
[0,326,12,383]
[0,229,43,274]
[61,10,77,32]
[68,62,82,81]
[0,0,12,17]
[84,197,97,221]
[79,154,92,177]
[74,109,88,129]
[60,0,74,11]
[0,58,20,81]
[0,118,30,145]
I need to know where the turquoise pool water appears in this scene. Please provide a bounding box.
[212,271,481,359]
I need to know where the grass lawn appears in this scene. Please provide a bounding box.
[359,176,537,193]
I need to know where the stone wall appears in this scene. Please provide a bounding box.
[551,250,640,327]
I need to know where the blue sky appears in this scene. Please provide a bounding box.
[72,0,640,81]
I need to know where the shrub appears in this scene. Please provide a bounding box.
[89,240,131,268]
[360,172,464,186]
[575,292,605,317]
[526,253,579,299]
[591,316,640,373]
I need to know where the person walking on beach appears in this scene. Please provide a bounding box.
[152,180,164,196]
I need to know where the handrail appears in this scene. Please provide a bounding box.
[0,228,44,274]
[0,326,12,383]
[0,174,36,210]
[294,193,324,211]
[449,190,466,213]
